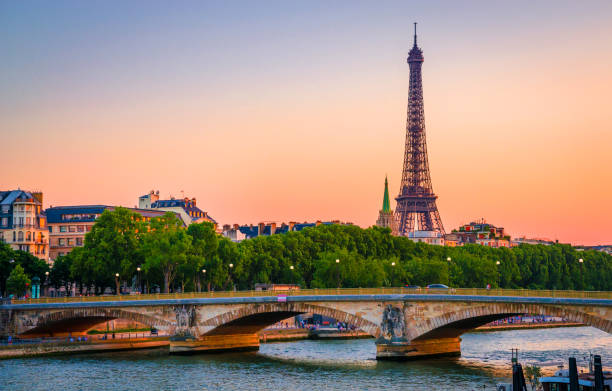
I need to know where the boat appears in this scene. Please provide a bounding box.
[539,355,612,391]
[497,351,611,391]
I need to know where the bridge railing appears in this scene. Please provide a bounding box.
[8,287,612,305]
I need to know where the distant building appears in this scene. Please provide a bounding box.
[222,220,352,242]
[46,205,170,261]
[138,190,216,228]
[446,219,511,248]
[0,190,48,261]
[407,230,445,246]
[376,176,397,233]
[512,237,556,246]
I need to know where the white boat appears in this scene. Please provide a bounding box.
[539,368,612,391]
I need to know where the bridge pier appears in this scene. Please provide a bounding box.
[169,333,260,354]
[376,337,461,360]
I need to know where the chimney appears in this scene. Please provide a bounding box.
[31,191,43,204]
[258,222,265,235]
[191,198,196,207]
[289,221,296,231]
[270,222,276,233]
[233,224,239,230]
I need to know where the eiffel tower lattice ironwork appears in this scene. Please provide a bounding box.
[394,23,445,235]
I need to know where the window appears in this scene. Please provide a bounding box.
[48,226,53,232]
[1,205,8,213]
[26,217,31,226]
[59,238,65,246]
[1,217,7,227]
[18,231,24,241]
[69,226,76,232]
[60,226,67,232]
[19,217,24,226]
[13,232,16,241]
[76,237,83,246]
[26,232,31,241]
[67,238,74,246]
[86,225,92,232]
[77,225,85,232]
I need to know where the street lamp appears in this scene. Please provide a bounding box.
[495,261,501,288]
[201,269,207,292]
[228,263,234,291]
[115,273,120,295]
[335,259,341,288]
[136,267,141,294]
[44,271,49,297]
[579,258,584,263]
[447,257,451,262]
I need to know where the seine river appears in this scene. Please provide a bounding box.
[1,327,611,390]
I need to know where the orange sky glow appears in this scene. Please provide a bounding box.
[1,2,611,245]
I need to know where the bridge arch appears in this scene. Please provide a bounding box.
[198,302,381,337]
[408,303,612,341]
[19,307,173,337]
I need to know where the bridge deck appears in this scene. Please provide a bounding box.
[3,290,611,310]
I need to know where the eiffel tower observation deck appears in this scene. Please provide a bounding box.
[395,23,445,236]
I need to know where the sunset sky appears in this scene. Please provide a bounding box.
[2,1,611,245]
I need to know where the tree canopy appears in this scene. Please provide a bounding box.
[7,208,606,295]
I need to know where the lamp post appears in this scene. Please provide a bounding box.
[495,261,501,288]
[229,263,234,291]
[136,267,141,294]
[390,261,396,287]
[289,265,294,285]
[115,273,120,295]
[578,258,584,289]
[335,259,341,288]
[447,257,452,286]
[201,269,206,292]
[44,271,49,297]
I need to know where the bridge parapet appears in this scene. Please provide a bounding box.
[9,287,612,306]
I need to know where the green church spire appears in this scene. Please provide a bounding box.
[382,176,391,213]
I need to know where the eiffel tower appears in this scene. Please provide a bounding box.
[394,23,445,235]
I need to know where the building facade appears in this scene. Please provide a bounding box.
[139,190,217,228]
[446,220,511,248]
[407,230,445,246]
[46,205,170,261]
[222,221,352,242]
[0,190,48,261]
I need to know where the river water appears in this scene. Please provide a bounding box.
[1,327,611,390]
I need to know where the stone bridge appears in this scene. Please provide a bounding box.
[1,294,611,359]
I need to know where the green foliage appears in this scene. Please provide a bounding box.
[7,264,30,297]
[71,207,145,291]
[524,364,542,391]
[141,212,192,293]
[34,210,612,294]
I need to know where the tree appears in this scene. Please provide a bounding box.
[186,222,219,291]
[79,207,145,291]
[524,364,542,391]
[11,250,49,283]
[0,241,15,296]
[7,264,30,297]
[141,212,192,293]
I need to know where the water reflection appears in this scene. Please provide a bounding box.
[0,327,610,391]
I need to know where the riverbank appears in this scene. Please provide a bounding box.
[474,322,584,332]
[0,337,169,359]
